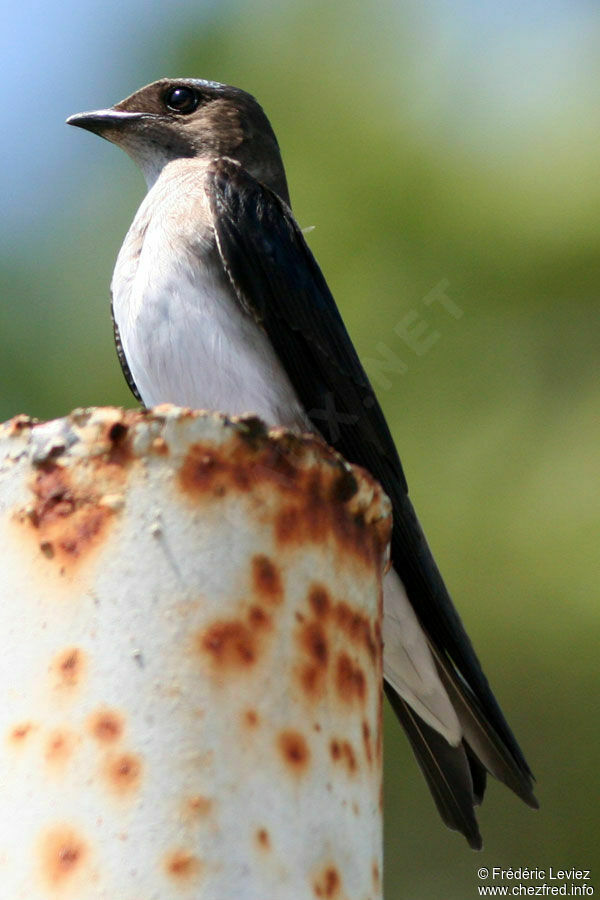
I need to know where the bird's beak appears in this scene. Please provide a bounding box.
[66,108,150,137]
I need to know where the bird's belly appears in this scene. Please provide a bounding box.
[114,263,310,431]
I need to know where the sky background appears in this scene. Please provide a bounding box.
[2,1,599,897]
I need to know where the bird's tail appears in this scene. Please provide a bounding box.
[382,569,537,847]
[384,682,483,850]
[384,651,538,848]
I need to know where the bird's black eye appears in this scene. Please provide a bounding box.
[164,86,200,114]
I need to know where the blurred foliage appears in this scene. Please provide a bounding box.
[1,1,598,896]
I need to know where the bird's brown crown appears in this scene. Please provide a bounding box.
[69,78,290,204]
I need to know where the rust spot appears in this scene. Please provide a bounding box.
[53,647,85,688]
[301,622,329,666]
[308,584,331,618]
[151,436,169,455]
[274,464,384,568]
[244,709,259,728]
[330,468,358,503]
[372,859,380,889]
[300,664,321,698]
[330,739,357,774]
[107,421,127,443]
[363,720,373,764]
[164,850,202,880]
[248,605,271,629]
[278,730,310,773]
[6,413,37,435]
[250,439,301,486]
[336,653,366,703]
[179,445,220,493]
[275,505,301,544]
[88,709,124,744]
[40,539,54,558]
[313,865,341,897]
[342,740,357,773]
[298,619,329,701]
[28,465,75,527]
[187,795,213,817]
[45,729,76,767]
[103,752,142,796]
[39,825,87,888]
[251,554,283,604]
[335,602,378,662]
[60,509,107,556]
[24,463,118,563]
[256,827,270,850]
[106,421,132,465]
[199,621,256,668]
[179,442,251,496]
[8,722,34,744]
[236,415,268,444]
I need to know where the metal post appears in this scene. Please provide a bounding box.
[0,406,390,899]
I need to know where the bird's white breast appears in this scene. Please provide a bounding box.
[111,159,309,430]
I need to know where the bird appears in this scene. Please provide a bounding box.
[67,78,537,848]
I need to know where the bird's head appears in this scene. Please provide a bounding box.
[67,78,290,204]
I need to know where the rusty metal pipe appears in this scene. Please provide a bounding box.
[0,406,390,900]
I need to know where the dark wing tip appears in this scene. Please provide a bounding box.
[435,652,538,809]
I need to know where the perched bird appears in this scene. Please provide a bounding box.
[67,78,536,848]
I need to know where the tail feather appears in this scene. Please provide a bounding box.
[464,743,487,806]
[384,682,483,850]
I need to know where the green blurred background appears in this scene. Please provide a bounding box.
[2,1,598,896]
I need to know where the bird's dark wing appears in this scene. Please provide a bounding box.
[206,157,536,831]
